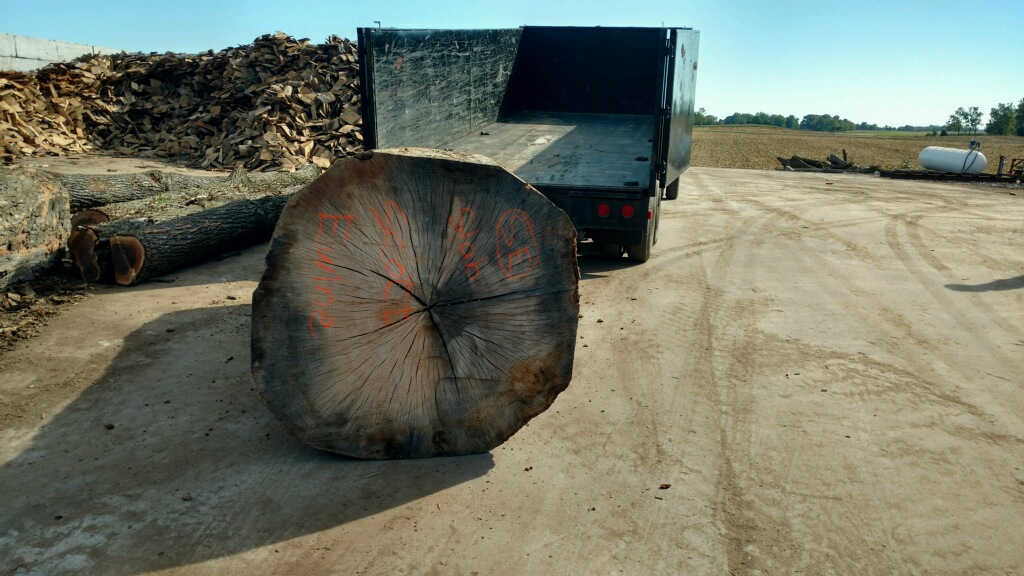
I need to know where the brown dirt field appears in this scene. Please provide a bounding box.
[692,125,1024,171]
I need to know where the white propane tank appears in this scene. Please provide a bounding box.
[918,146,987,173]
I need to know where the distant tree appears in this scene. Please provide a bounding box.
[940,129,948,136]
[984,102,1017,135]
[948,108,965,135]
[723,112,753,125]
[966,106,983,135]
[1016,98,1024,136]
[784,115,798,129]
[800,114,855,132]
[693,108,721,126]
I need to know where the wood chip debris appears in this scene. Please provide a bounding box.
[1,32,363,172]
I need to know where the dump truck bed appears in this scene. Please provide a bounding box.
[358,25,699,260]
[444,111,655,189]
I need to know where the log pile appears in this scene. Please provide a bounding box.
[1,32,362,172]
[776,153,878,174]
[0,163,321,289]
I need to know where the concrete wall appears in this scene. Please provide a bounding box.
[0,33,120,72]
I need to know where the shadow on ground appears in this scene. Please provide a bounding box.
[0,303,493,575]
[0,238,633,573]
[576,241,642,280]
[945,275,1024,292]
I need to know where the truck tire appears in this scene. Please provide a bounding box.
[596,242,623,259]
[627,198,660,262]
[665,178,680,200]
[626,232,651,263]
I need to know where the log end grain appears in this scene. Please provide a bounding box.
[251,148,580,459]
[110,235,145,286]
[67,227,101,282]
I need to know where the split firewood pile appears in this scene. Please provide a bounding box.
[776,154,878,174]
[1,32,362,171]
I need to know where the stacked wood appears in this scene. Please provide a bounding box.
[251,148,580,458]
[0,69,100,160]
[1,32,362,172]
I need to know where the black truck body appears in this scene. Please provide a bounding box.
[357,26,699,261]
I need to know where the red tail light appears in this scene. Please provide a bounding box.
[647,210,653,220]
[621,204,635,218]
[597,203,611,217]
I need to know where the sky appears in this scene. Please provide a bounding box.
[2,0,1022,128]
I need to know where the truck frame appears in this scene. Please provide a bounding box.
[357,25,699,262]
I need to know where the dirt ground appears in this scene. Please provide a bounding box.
[1,166,1022,575]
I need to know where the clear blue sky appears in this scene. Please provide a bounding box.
[3,0,1022,128]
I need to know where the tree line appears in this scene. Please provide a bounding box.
[696,100,1024,136]
[982,99,1024,136]
[693,109,938,132]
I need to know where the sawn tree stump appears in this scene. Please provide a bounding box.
[251,148,580,459]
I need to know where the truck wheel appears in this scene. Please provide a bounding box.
[626,232,651,263]
[627,199,659,262]
[665,178,679,200]
[596,242,623,259]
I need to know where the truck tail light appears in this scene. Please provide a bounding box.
[597,203,611,217]
[621,205,635,218]
[647,210,653,220]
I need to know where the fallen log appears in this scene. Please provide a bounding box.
[791,156,826,170]
[0,168,71,290]
[71,194,289,284]
[58,163,320,212]
[251,148,580,459]
[828,154,852,169]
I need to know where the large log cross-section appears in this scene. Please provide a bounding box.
[251,148,580,458]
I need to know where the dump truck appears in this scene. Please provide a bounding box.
[357,25,699,262]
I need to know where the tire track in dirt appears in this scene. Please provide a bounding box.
[749,195,1019,435]
[784,214,1003,423]
[772,240,1024,571]
[884,212,1024,424]
[715,179,1021,570]
[580,169,787,570]
[672,172,1024,572]
[681,171,795,573]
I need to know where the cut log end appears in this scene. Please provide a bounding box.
[251,148,580,459]
[68,227,101,282]
[109,236,145,286]
[70,209,110,229]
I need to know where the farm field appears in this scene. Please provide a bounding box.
[691,125,1024,171]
